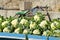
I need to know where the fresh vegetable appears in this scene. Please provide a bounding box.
[30,21,36,29]
[39,20,47,28]
[14,27,22,34]
[11,19,18,28]
[3,26,11,33]
[20,19,28,25]
[0,12,59,37]
[23,29,29,34]
[33,29,40,35]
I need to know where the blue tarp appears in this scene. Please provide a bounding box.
[0,32,60,40]
[49,37,60,40]
[28,35,47,40]
[0,32,25,39]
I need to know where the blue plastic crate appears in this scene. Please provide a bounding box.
[28,35,47,40]
[49,37,60,40]
[0,32,25,40]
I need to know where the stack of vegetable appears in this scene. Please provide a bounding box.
[0,12,60,37]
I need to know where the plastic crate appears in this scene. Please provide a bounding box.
[0,32,25,40]
[28,35,47,40]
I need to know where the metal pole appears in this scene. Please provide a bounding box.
[46,6,51,21]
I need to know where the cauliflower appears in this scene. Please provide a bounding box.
[30,21,36,29]
[33,29,40,35]
[54,30,60,33]
[23,29,29,34]
[51,23,56,30]
[39,20,47,28]
[53,30,60,37]
[11,19,18,27]
[20,19,28,25]
[3,27,11,33]
[2,21,9,28]
[14,28,22,34]
[51,21,59,30]
[43,30,52,36]
[34,15,40,21]
[54,21,58,24]
[43,31,47,36]
[14,28,20,34]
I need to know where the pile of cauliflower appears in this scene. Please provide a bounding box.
[0,12,60,37]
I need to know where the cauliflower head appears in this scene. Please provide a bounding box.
[2,21,9,28]
[3,27,11,33]
[39,20,47,28]
[23,29,29,34]
[33,29,40,35]
[43,30,52,36]
[14,28,22,34]
[11,19,18,27]
[51,21,59,30]
[34,15,40,21]
[20,19,28,25]
[30,21,36,29]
